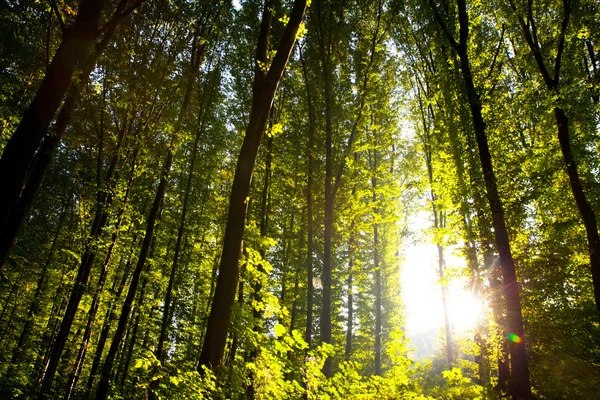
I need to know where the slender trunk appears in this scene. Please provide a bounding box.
[459,46,531,400]
[428,0,532,396]
[488,246,510,392]
[40,120,128,396]
[345,171,358,362]
[120,261,151,389]
[300,49,314,348]
[198,0,306,373]
[84,233,139,396]
[36,259,75,384]
[321,43,334,378]
[0,278,20,342]
[437,215,453,364]
[155,34,206,364]
[225,278,245,367]
[0,1,141,278]
[554,109,600,311]
[9,195,69,371]
[279,212,294,324]
[0,283,21,347]
[345,262,353,361]
[96,146,173,400]
[290,256,301,332]
[246,133,273,400]
[508,0,600,313]
[421,95,454,365]
[64,149,137,400]
[372,152,382,376]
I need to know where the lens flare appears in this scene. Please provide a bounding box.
[508,333,522,344]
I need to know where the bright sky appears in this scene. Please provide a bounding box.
[401,210,484,357]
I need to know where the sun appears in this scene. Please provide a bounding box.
[402,231,485,338]
[447,283,484,334]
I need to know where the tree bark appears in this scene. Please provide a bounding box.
[198,0,306,373]
[428,0,532,397]
[84,232,139,396]
[40,118,129,396]
[64,148,138,400]
[155,24,210,366]
[0,0,143,272]
[96,148,173,400]
[371,150,382,376]
[9,194,69,369]
[507,0,600,314]
[300,48,315,348]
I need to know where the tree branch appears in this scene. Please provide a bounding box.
[553,0,574,85]
[48,0,66,32]
[428,0,459,50]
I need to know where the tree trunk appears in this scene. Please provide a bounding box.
[64,148,138,400]
[9,195,69,368]
[96,147,173,400]
[198,0,306,373]
[0,1,142,277]
[246,132,273,399]
[437,212,453,364]
[419,89,454,365]
[300,48,315,348]
[345,256,354,361]
[40,119,129,396]
[84,233,139,396]
[154,26,210,365]
[554,108,600,311]
[372,150,382,376]
[508,0,600,313]
[0,0,105,271]
[428,0,532,397]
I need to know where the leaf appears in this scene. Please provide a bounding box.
[274,323,286,337]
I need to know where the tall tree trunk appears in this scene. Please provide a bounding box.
[488,247,510,392]
[508,0,600,314]
[198,0,306,373]
[419,88,454,365]
[0,0,106,271]
[246,133,273,400]
[429,0,532,397]
[84,232,140,396]
[154,24,211,366]
[437,212,453,364]
[96,147,173,400]
[9,194,70,368]
[371,150,382,376]
[320,11,335,375]
[40,119,129,396]
[345,255,354,361]
[64,148,138,400]
[95,15,209,392]
[0,0,145,273]
[300,48,315,348]
[119,260,152,389]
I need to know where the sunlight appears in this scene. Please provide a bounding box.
[402,212,485,358]
[447,283,483,334]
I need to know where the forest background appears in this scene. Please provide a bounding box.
[0,0,599,399]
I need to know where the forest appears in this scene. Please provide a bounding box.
[0,0,599,399]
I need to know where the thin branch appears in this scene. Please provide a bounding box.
[553,0,575,85]
[48,0,66,32]
[485,24,505,81]
[507,0,554,88]
[427,0,459,50]
[99,0,147,35]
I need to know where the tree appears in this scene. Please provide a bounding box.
[198,0,307,373]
